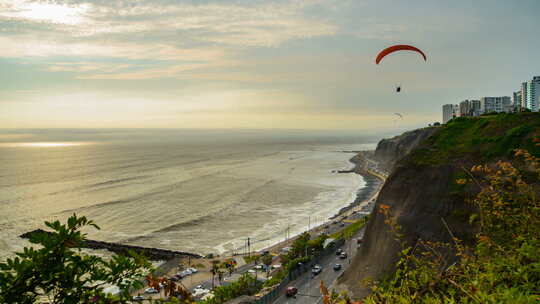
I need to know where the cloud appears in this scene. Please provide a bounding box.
[0,0,338,59]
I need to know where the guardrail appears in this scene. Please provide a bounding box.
[253,239,346,304]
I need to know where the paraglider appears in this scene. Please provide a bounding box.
[394,113,403,120]
[376,44,427,93]
[375,44,427,65]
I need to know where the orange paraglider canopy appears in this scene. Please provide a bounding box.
[375,44,427,64]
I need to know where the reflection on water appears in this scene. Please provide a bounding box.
[0,142,93,148]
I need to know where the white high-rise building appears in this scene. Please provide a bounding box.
[513,91,522,111]
[525,76,540,112]
[442,104,456,123]
[480,96,512,114]
[521,82,528,109]
[459,99,481,116]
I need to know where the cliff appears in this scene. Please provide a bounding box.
[373,127,437,171]
[337,112,540,298]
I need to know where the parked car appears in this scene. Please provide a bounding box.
[285,286,298,297]
[271,264,281,269]
[144,287,159,294]
[248,269,256,274]
[357,238,363,244]
[187,267,198,273]
[177,269,192,278]
[339,223,345,227]
[254,265,263,270]
[333,264,342,271]
[312,265,322,275]
[132,295,144,301]
[339,252,347,259]
[192,285,210,297]
[336,248,343,255]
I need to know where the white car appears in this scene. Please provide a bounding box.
[177,270,192,278]
[187,267,198,273]
[254,265,263,270]
[192,288,210,297]
[247,269,256,274]
[144,287,159,294]
[271,264,281,269]
[132,295,144,301]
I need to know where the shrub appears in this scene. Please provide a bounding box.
[0,214,152,304]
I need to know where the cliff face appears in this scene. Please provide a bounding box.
[338,113,540,298]
[373,128,437,171]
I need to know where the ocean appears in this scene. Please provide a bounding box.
[0,129,377,260]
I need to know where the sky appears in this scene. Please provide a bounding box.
[0,0,539,130]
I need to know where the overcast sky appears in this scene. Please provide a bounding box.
[1,0,539,130]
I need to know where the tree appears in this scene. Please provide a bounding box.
[261,254,273,278]
[290,232,311,258]
[211,260,220,289]
[0,214,151,304]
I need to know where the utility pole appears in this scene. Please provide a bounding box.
[247,237,251,258]
[349,238,352,265]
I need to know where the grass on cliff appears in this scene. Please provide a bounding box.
[408,112,540,166]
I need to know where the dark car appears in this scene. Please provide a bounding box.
[333,264,342,271]
[339,223,345,227]
[357,238,363,244]
[336,248,343,255]
[339,252,347,259]
[286,286,298,297]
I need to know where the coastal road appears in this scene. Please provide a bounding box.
[271,228,365,304]
[188,209,370,293]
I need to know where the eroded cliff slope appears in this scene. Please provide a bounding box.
[373,127,437,171]
[338,112,540,298]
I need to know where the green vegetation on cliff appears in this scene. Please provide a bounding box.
[409,112,540,166]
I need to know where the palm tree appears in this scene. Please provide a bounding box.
[211,260,220,289]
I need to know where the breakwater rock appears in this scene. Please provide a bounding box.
[20,229,202,261]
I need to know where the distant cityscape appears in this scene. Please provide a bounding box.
[442,75,540,123]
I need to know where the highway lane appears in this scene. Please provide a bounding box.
[272,228,365,304]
